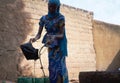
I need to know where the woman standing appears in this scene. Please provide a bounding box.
[30,0,68,83]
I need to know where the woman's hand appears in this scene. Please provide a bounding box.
[46,34,56,44]
[29,38,36,43]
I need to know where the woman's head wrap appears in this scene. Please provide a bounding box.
[48,0,60,6]
[48,0,61,19]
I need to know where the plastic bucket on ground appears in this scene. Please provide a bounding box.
[44,77,49,83]
[17,77,33,83]
[17,77,49,83]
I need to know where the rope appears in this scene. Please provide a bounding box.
[38,45,46,77]
[33,44,46,83]
[34,39,52,77]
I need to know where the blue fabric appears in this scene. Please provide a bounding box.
[39,14,68,56]
[39,1,68,82]
[48,0,60,19]
[39,14,68,83]
[48,0,60,6]
[48,49,68,83]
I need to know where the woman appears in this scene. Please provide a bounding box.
[30,0,68,83]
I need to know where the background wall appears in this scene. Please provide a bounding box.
[61,3,96,80]
[93,20,120,71]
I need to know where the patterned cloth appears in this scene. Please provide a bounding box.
[39,13,68,83]
[48,0,60,19]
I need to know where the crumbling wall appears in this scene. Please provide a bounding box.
[93,20,120,71]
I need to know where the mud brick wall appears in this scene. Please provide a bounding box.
[93,20,120,71]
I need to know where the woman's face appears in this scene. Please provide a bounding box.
[48,3,57,14]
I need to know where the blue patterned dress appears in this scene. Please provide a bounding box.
[39,14,69,83]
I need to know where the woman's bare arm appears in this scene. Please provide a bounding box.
[30,26,43,42]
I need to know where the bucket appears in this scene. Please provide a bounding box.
[17,77,49,83]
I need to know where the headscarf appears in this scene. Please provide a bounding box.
[48,0,60,19]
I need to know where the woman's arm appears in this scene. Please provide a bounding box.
[48,20,65,40]
[56,18,65,38]
[30,26,43,42]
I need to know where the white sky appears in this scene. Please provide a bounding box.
[60,0,120,25]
